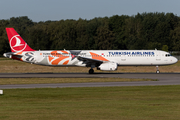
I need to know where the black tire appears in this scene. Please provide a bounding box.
[89,69,94,74]
[156,70,160,74]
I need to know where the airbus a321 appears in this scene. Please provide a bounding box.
[3,28,178,74]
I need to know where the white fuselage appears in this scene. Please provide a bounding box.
[15,50,177,67]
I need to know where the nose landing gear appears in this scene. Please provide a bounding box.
[156,65,160,73]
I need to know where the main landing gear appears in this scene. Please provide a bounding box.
[156,65,160,73]
[89,69,94,74]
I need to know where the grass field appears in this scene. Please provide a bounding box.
[0,86,180,120]
[0,58,180,73]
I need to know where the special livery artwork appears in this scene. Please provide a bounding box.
[3,28,178,74]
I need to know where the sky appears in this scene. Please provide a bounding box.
[0,0,180,22]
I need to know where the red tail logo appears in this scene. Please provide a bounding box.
[6,28,35,52]
[10,35,27,52]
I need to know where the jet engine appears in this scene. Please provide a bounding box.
[97,62,117,71]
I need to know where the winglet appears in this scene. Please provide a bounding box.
[6,28,35,52]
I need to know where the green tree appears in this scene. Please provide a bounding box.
[162,45,168,52]
[109,15,129,49]
[95,25,115,50]
[170,23,180,51]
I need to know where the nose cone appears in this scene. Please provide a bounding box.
[172,57,178,64]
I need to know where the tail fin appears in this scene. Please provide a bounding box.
[6,28,35,52]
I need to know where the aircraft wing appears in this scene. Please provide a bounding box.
[77,56,104,63]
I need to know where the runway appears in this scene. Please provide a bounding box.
[0,73,180,89]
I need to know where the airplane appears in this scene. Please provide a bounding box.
[3,28,178,74]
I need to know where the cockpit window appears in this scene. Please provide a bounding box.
[165,54,171,57]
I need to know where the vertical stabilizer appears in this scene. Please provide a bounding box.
[6,28,35,52]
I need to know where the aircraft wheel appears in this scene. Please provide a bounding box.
[156,70,160,74]
[89,69,94,74]
[156,65,160,74]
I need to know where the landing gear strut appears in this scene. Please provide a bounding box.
[89,69,94,74]
[156,65,160,73]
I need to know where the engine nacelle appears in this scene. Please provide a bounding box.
[98,62,117,71]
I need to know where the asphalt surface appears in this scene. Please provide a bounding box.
[0,73,180,89]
